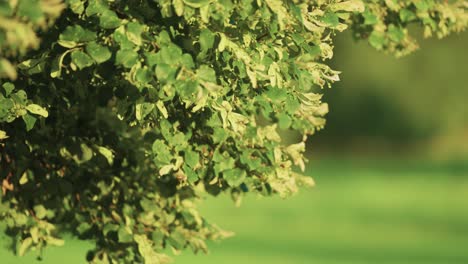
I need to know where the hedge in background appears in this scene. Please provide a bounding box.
[0,0,466,263]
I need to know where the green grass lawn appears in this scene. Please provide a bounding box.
[1,160,468,263]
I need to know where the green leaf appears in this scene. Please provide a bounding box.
[68,0,85,14]
[265,87,287,103]
[98,146,114,165]
[199,29,215,52]
[145,52,159,67]
[321,12,340,27]
[58,25,96,48]
[17,0,42,22]
[152,140,172,164]
[362,10,378,25]
[17,58,46,75]
[240,151,262,171]
[277,113,292,129]
[126,22,145,46]
[173,0,185,16]
[158,45,183,64]
[34,204,47,219]
[387,24,405,43]
[159,164,173,176]
[183,165,198,183]
[135,68,153,83]
[223,168,246,187]
[0,98,14,122]
[22,114,37,131]
[155,64,176,81]
[18,237,33,256]
[103,223,119,236]
[285,142,306,171]
[86,42,112,63]
[85,0,108,16]
[330,0,365,12]
[76,222,92,235]
[399,9,416,22]
[30,227,39,243]
[118,227,133,243]
[50,52,68,78]
[157,31,172,46]
[80,143,94,163]
[177,80,198,98]
[71,50,95,69]
[26,104,48,117]
[140,198,154,211]
[11,90,28,105]
[0,130,8,140]
[196,65,216,82]
[19,172,28,185]
[214,155,236,175]
[212,127,228,143]
[167,230,185,249]
[414,0,432,11]
[115,49,139,68]
[45,236,65,246]
[113,26,135,49]
[156,101,169,118]
[368,31,386,50]
[134,235,172,264]
[182,0,212,8]
[181,54,195,69]
[135,102,155,121]
[100,10,121,29]
[2,82,15,96]
[184,149,199,168]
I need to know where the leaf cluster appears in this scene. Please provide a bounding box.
[0,0,466,263]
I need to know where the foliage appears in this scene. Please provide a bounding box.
[352,0,467,57]
[0,0,466,263]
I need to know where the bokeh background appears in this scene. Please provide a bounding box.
[1,30,468,263]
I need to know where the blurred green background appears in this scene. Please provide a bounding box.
[1,31,468,263]
[313,30,468,161]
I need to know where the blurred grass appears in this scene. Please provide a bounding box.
[314,31,468,157]
[175,160,468,264]
[2,160,467,264]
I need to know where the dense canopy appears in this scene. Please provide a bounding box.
[0,0,466,263]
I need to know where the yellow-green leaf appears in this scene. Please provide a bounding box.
[98,146,114,165]
[0,130,8,140]
[18,237,33,256]
[26,104,49,117]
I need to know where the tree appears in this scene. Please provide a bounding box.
[0,0,466,263]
